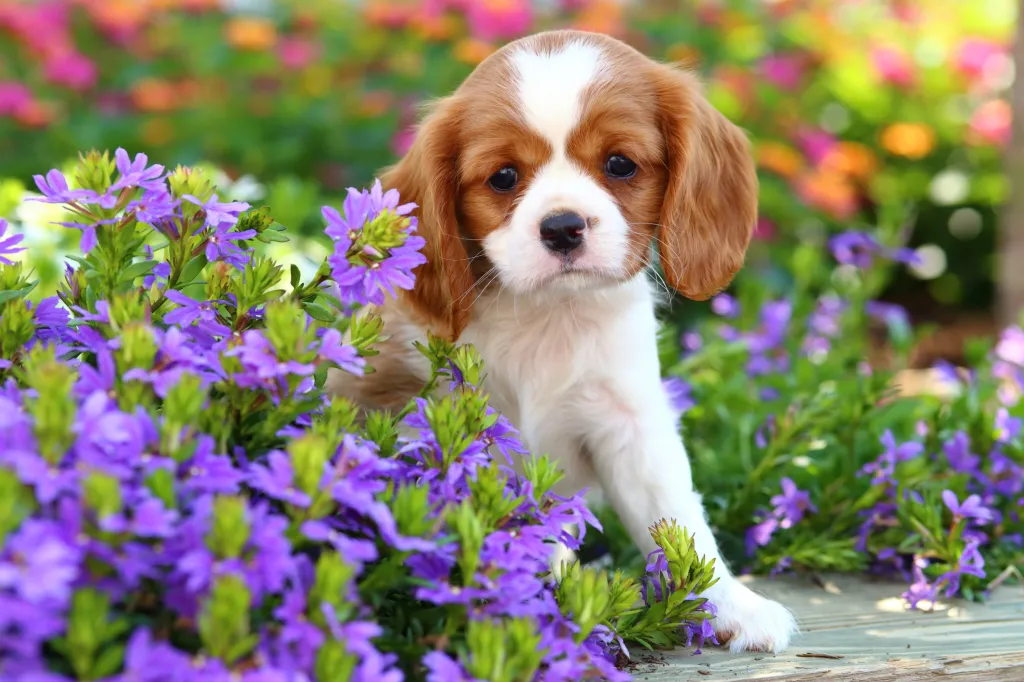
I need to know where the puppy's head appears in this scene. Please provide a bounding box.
[383,30,757,340]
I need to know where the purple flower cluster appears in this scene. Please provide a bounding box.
[2,150,714,681]
[828,231,921,269]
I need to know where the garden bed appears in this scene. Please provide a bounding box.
[647,574,1024,681]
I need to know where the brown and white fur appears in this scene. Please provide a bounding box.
[329,30,798,653]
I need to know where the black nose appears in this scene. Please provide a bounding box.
[539,211,586,255]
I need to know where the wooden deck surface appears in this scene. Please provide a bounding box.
[634,573,1024,681]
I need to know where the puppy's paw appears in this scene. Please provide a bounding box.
[710,583,797,654]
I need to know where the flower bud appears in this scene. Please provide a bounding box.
[1,300,35,361]
[309,551,356,627]
[0,468,35,543]
[74,149,115,196]
[84,472,123,519]
[390,483,433,540]
[206,495,250,559]
[288,433,330,501]
[315,641,357,682]
[448,500,484,584]
[362,409,397,458]
[162,374,207,458]
[197,574,255,664]
[522,454,564,500]
[64,588,123,679]
[21,346,76,464]
[167,165,214,204]
[467,464,523,531]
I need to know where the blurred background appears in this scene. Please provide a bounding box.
[0,0,1017,365]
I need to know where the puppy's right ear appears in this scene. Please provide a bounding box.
[381,97,474,341]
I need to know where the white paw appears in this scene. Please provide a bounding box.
[709,582,798,653]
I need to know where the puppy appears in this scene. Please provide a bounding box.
[331,29,797,653]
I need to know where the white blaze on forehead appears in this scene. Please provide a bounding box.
[512,40,606,150]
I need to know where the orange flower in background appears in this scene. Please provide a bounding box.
[359,92,393,118]
[14,99,56,129]
[822,142,878,182]
[756,141,804,179]
[796,170,858,219]
[365,0,417,29]
[88,0,148,34]
[131,78,178,113]
[412,13,458,42]
[454,39,495,66]
[573,0,624,36]
[224,17,277,52]
[880,122,936,159]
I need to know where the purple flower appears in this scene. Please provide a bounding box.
[129,188,179,225]
[203,221,256,268]
[860,430,923,484]
[829,231,921,268]
[995,326,1024,366]
[943,431,980,474]
[770,477,817,528]
[247,450,312,508]
[423,651,476,682]
[0,218,25,265]
[111,149,166,193]
[994,407,1021,443]
[31,169,96,204]
[0,520,80,605]
[710,293,739,318]
[938,541,986,597]
[662,377,695,415]
[902,561,938,609]
[182,193,250,227]
[163,290,223,327]
[317,328,365,375]
[324,180,426,307]
[745,515,778,555]
[866,300,910,329]
[942,490,994,524]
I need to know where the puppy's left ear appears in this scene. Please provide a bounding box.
[652,63,758,300]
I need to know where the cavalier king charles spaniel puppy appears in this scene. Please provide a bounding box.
[331,29,797,653]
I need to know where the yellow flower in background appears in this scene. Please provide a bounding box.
[756,141,804,179]
[300,65,332,98]
[225,17,278,52]
[821,142,878,181]
[454,39,495,66]
[880,123,936,159]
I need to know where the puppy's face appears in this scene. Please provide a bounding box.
[384,31,758,339]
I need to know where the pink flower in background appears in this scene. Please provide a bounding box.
[969,99,1012,147]
[277,37,321,70]
[759,54,805,91]
[0,82,33,117]
[871,46,915,88]
[0,0,73,56]
[43,52,98,91]
[754,217,777,241]
[955,38,1005,80]
[795,128,836,166]
[391,127,416,156]
[465,0,533,41]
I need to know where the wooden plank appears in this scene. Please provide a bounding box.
[635,574,1024,681]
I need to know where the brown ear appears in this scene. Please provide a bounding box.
[381,97,474,340]
[652,63,758,300]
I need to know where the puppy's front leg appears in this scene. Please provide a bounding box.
[577,375,797,653]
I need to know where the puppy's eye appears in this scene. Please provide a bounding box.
[488,166,518,193]
[605,154,637,179]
